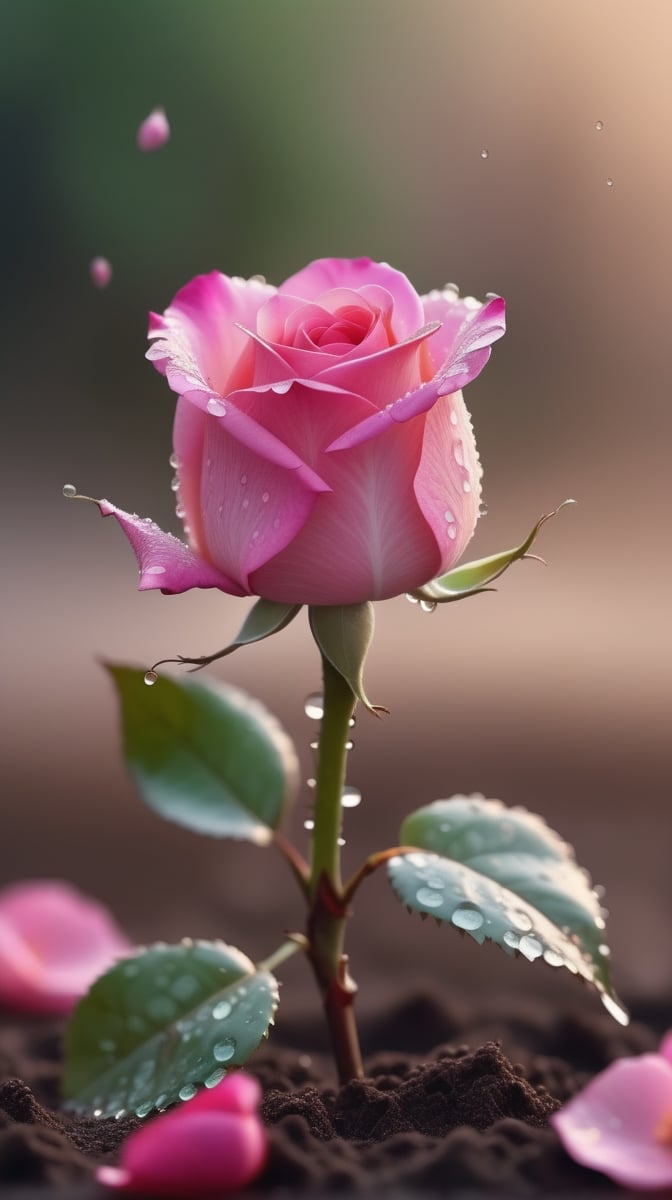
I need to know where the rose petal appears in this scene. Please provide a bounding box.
[316,322,439,409]
[661,1032,672,1066]
[137,107,170,153]
[413,391,482,574]
[551,1055,672,1190]
[0,881,130,1015]
[90,257,112,289]
[97,501,247,595]
[146,272,276,397]
[95,1075,266,1195]
[327,296,505,453]
[278,257,424,339]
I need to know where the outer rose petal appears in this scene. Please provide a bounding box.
[0,881,130,1015]
[97,501,247,595]
[327,295,506,452]
[279,257,425,339]
[413,390,481,574]
[660,1032,672,1065]
[551,1055,672,1190]
[96,1074,266,1196]
[146,272,275,398]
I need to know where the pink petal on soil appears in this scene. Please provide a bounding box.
[0,881,130,1015]
[551,1054,672,1190]
[95,1074,266,1195]
[137,107,170,152]
[90,258,112,289]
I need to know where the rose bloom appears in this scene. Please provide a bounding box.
[102,258,505,605]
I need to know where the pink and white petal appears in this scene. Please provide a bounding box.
[551,1056,672,1190]
[0,882,129,969]
[421,290,505,373]
[172,396,208,556]
[316,322,440,409]
[198,417,327,591]
[179,1073,261,1118]
[146,272,275,398]
[413,392,481,575]
[278,258,424,339]
[326,298,504,453]
[0,917,43,1008]
[661,1032,672,1065]
[252,417,440,604]
[97,501,247,595]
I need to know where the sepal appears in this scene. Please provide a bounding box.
[308,603,388,716]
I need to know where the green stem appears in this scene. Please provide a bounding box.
[256,936,307,975]
[307,654,364,1082]
[309,656,356,895]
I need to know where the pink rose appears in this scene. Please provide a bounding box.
[0,881,131,1015]
[96,1072,267,1195]
[100,258,505,605]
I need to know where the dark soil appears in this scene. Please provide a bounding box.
[0,993,666,1196]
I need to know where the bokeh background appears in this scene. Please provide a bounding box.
[2,0,670,1026]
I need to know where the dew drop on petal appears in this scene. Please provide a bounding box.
[606,177,614,187]
[144,670,158,687]
[170,475,180,492]
[444,509,456,524]
[145,565,166,576]
[449,410,458,427]
[462,480,471,493]
[451,903,484,931]
[169,452,179,469]
[304,692,324,720]
[480,148,489,159]
[595,120,604,131]
[62,483,78,498]
[206,398,226,417]
[405,593,420,605]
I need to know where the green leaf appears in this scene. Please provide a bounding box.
[64,940,279,1117]
[388,795,628,1025]
[153,599,302,671]
[410,500,576,604]
[107,665,299,844]
[308,603,387,716]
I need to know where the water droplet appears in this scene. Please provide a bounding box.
[595,120,604,131]
[304,692,324,720]
[207,398,226,417]
[453,441,465,467]
[345,739,354,751]
[170,475,180,492]
[251,529,259,540]
[135,1101,153,1119]
[543,947,565,968]
[601,993,629,1026]
[420,600,437,613]
[425,875,445,889]
[416,887,444,909]
[309,740,319,751]
[508,909,533,932]
[154,1093,169,1111]
[271,380,292,394]
[406,853,428,869]
[147,995,176,1021]
[262,492,269,503]
[338,837,346,846]
[213,1039,236,1063]
[518,934,544,961]
[144,670,158,687]
[306,777,316,789]
[93,1108,103,1118]
[240,474,248,486]
[178,1083,198,1101]
[462,480,471,493]
[503,930,520,949]
[242,497,250,509]
[145,564,166,576]
[169,452,179,469]
[405,593,420,604]
[348,716,356,728]
[451,903,484,931]
[598,943,611,957]
[205,1067,226,1088]
[449,410,458,426]
[444,509,456,523]
[212,999,232,1020]
[175,503,186,518]
[62,483,77,498]
[304,819,315,830]
[606,177,614,188]
[172,974,200,1002]
[342,786,361,808]
[480,148,489,159]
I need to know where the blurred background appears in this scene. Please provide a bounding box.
[1,0,670,1025]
